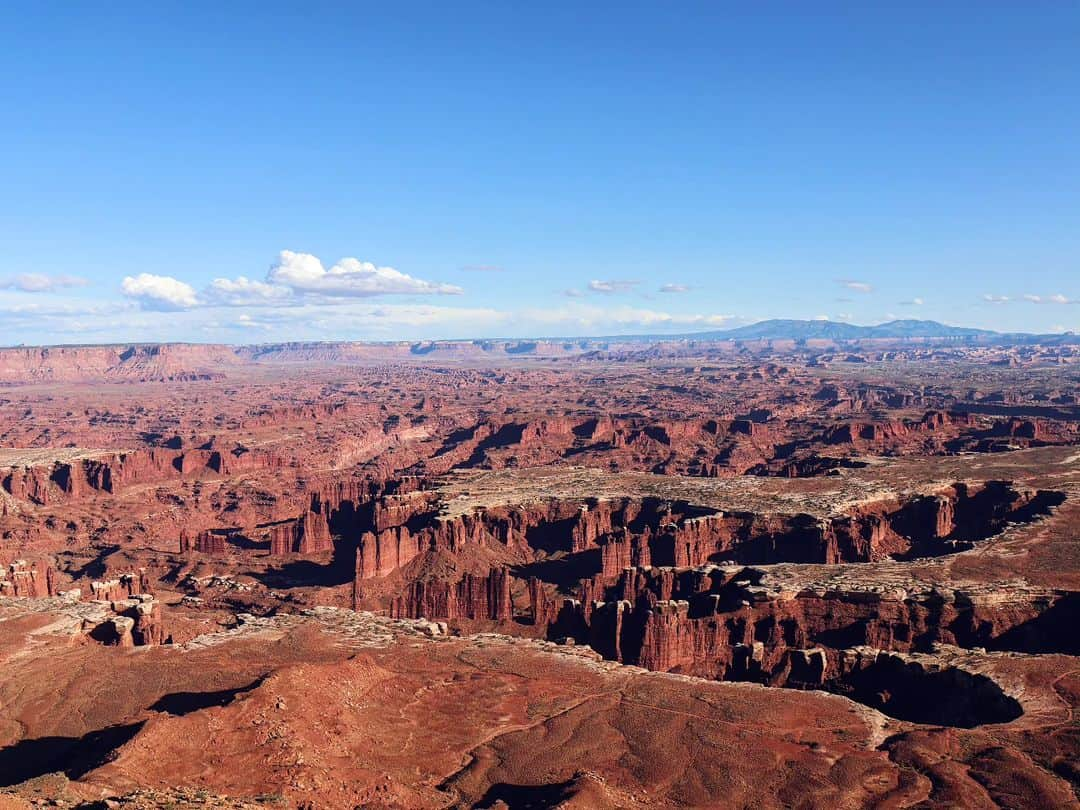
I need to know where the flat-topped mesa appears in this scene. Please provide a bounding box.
[992,417,1049,440]
[550,564,1074,682]
[353,481,1062,626]
[389,567,512,622]
[238,398,375,430]
[0,559,57,598]
[1,446,287,506]
[411,408,1080,480]
[974,416,1080,449]
[426,413,786,478]
[602,481,1059,569]
[372,490,439,532]
[0,343,240,383]
[356,500,581,581]
[355,497,633,582]
[90,571,151,602]
[822,412,968,447]
[819,410,1079,455]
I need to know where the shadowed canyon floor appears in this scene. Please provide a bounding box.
[0,339,1078,808]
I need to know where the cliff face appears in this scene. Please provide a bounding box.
[180,530,227,555]
[261,499,334,556]
[390,568,512,622]
[354,481,1060,603]
[0,344,240,383]
[0,559,56,598]
[363,408,1078,481]
[355,500,583,582]
[346,476,1069,713]
[90,571,151,602]
[2,446,286,506]
[547,564,1074,689]
[350,478,1064,667]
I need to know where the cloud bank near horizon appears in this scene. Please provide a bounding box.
[0,249,1074,344]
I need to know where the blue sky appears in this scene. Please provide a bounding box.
[2,2,1078,343]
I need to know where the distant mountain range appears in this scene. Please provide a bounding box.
[703,318,998,340]
[601,318,1077,344]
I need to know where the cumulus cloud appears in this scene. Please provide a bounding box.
[1025,293,1073,304]
[121,273,199,310]
[659,283,690,293]
[204,276,292,306]
[268,250,462,297]
[1,273,88,293]
[3,286,750,342]
[983,294,1010,304]
[836,279,873,294]
[587,279,639,294]
[119,251,464,311]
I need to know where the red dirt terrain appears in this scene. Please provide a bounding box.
[0,338,1078,808]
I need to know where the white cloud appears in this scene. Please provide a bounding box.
[205,276,292,306]
[1024,292,1073,304]
[983,294,1010,304]
[836,279,873,294]
[587,279,639,294]
[232,313,273,330]
[900,297,924,305]
[813,314,830,320]
[121,273,199,310]
[521,302,733,331]
[216,301,510,333]
[120,251,463,312]
[659,283,690,293]
[267,250,462,297]
[1,273,88,293]
[1,290,750,342]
